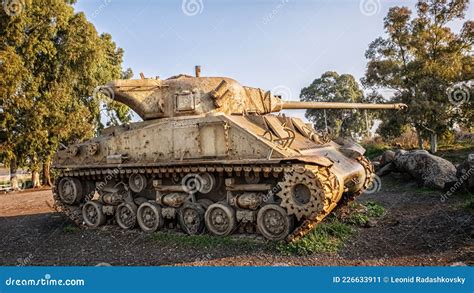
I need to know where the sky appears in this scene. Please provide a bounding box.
[73,0,473,121]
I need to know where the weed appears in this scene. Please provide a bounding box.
[151,231,260,250]
[275,216,353,255]
[365,201,385,218]
[63,225,79,233]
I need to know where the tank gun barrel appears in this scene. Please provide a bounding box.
[280,101,407,111]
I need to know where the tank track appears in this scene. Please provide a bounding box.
[53,159,374,242]
[52,185,84,226]
[287,156,374,242]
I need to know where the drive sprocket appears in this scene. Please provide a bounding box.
[276,169,326,221]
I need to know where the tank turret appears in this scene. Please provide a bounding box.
[104,71,406,120]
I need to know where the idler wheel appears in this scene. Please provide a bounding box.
[204,203,236,236]
[137,202,163,233]
[82,200,106,228]
[257,204,293,241]
[116,202,138,229]
[178,202,205,235]
[58,177,84,205]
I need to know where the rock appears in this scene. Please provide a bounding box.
[95,262,112,266]
[393,150,457,190]
[376,162,395,177]
[380,150,396,166]
[372,161,381,171]
[372,155,382,162]
[365,219,377,228]
[450,262,467,267]
[455,154,474,193]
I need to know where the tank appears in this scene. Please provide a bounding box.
[52,67,406,242]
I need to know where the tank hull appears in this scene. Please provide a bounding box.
[53,113,373,241]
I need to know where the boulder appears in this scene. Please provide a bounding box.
[393,150,457,190]
[455,154,474,193]
[376,162,395,177]
[380,150,396,166]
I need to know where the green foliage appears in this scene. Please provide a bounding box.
[0,0,132,173]
[362,142,390,159]
[461,197,474,212]
[345,201,385,226]
[364,0,474,147]
[151,232,260,250]
[365,201,385,218]
[346,213,370,226]
[276,216,353,255]
[63,225,80,233]
[300,71,381,138]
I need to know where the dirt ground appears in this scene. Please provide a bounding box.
[0,175,472,266]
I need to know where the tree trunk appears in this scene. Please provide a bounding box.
[42,160,52,186]
[32,171,41,188]
[364,110,371,138]
[430,133,438,154]
[10,158,19,190]
[415,127,424,150]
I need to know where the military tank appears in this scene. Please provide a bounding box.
[52,67,406,242]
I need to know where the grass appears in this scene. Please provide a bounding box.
[462,197,474,211]
[150,201,388,257]
[365,201,386,217]
[362,143,390,160]
[436,143,473,164]
[63,225,80,233]
[275,216,353,255]
[345,201,386,226]
[151,231,261,250]
[412,186,439,195]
